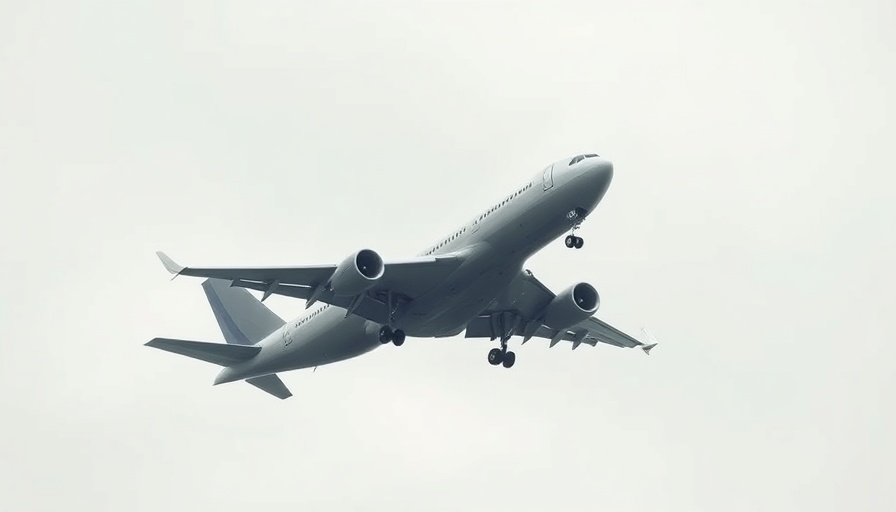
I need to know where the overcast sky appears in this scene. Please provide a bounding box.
[1,1,894,511]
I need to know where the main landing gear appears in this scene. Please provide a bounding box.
[379,291,406,346]
[379,326,406,346]
[487,340,516,369]
[564,235,584,249]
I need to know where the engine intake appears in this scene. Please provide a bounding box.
[543,282,600,330]
[329,249,384,296]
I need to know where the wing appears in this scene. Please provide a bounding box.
[156,251,464,326]
[464,270,657,354]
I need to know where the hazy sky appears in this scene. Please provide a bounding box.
[1,1,894,511]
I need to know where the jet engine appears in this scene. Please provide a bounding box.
[329,249,385,296]
[543,282,600,330]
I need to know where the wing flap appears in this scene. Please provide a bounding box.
[233,280,389,323]
[573,317,644,348]
[157,252,336,286]
[463,316,493,339]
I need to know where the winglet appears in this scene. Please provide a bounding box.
[156,251,185,277]
[640,327,659,355]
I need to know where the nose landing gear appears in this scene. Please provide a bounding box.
[564,208,586,249]
[565,235,584,249]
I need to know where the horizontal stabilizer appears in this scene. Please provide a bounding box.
[246,374,292,400]
[145,337,260,366]
[642,343,657,355]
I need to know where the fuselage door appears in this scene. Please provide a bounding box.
[283,324,292,347]
[542,164,554,191]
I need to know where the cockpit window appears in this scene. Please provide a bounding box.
[569,154,600,165]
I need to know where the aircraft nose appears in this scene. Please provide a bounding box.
[584,157,613,193]
[594,158,613,180]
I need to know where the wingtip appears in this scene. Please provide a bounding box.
[640,327,659,355]
[156,251,185,276]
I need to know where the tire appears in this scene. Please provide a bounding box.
[565,235,576,248]
[502,351,516,368]
[392,330,406,346]
[488,348,503,365]
[574,237,584,249]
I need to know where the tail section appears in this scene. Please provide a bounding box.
[201,278,285,345]
[150,271,294,399]
[145,338,260,366]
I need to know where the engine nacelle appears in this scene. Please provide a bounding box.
[543,282,600,330]
[329,249,385,296]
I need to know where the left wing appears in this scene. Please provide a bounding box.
[156,251,464,325]
[464,270,657,354]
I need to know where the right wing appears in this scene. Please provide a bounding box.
[464,270,657,354]
[156,251,464,325]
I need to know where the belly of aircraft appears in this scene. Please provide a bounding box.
[401,257,521,337]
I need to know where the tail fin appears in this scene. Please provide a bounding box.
[202,279,285,345]
[145,338,260,366]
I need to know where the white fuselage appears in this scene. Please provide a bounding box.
[215,155,614,384]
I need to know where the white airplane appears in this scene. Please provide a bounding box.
[148,153,657,399]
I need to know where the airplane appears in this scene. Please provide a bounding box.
[147,153,657,399]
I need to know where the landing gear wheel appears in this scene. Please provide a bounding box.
[502,351,516,368]
[392,329,406,346]
[565,235,576,248]
[378,326,393,344]
[488,348,504,366]
[574,236,584,249]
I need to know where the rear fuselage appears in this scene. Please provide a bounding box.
[216,155,613,383]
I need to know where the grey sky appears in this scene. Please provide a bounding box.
[1,1,894,511]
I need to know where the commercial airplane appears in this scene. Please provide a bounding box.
[148,153,657,399]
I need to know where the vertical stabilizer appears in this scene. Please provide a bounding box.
[202,279,285,345]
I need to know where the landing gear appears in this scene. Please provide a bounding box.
[502,351,516,368]
[565,209,586,249]
[487,342,515,369]
[378,326,406,346]
[565,235,584,249]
